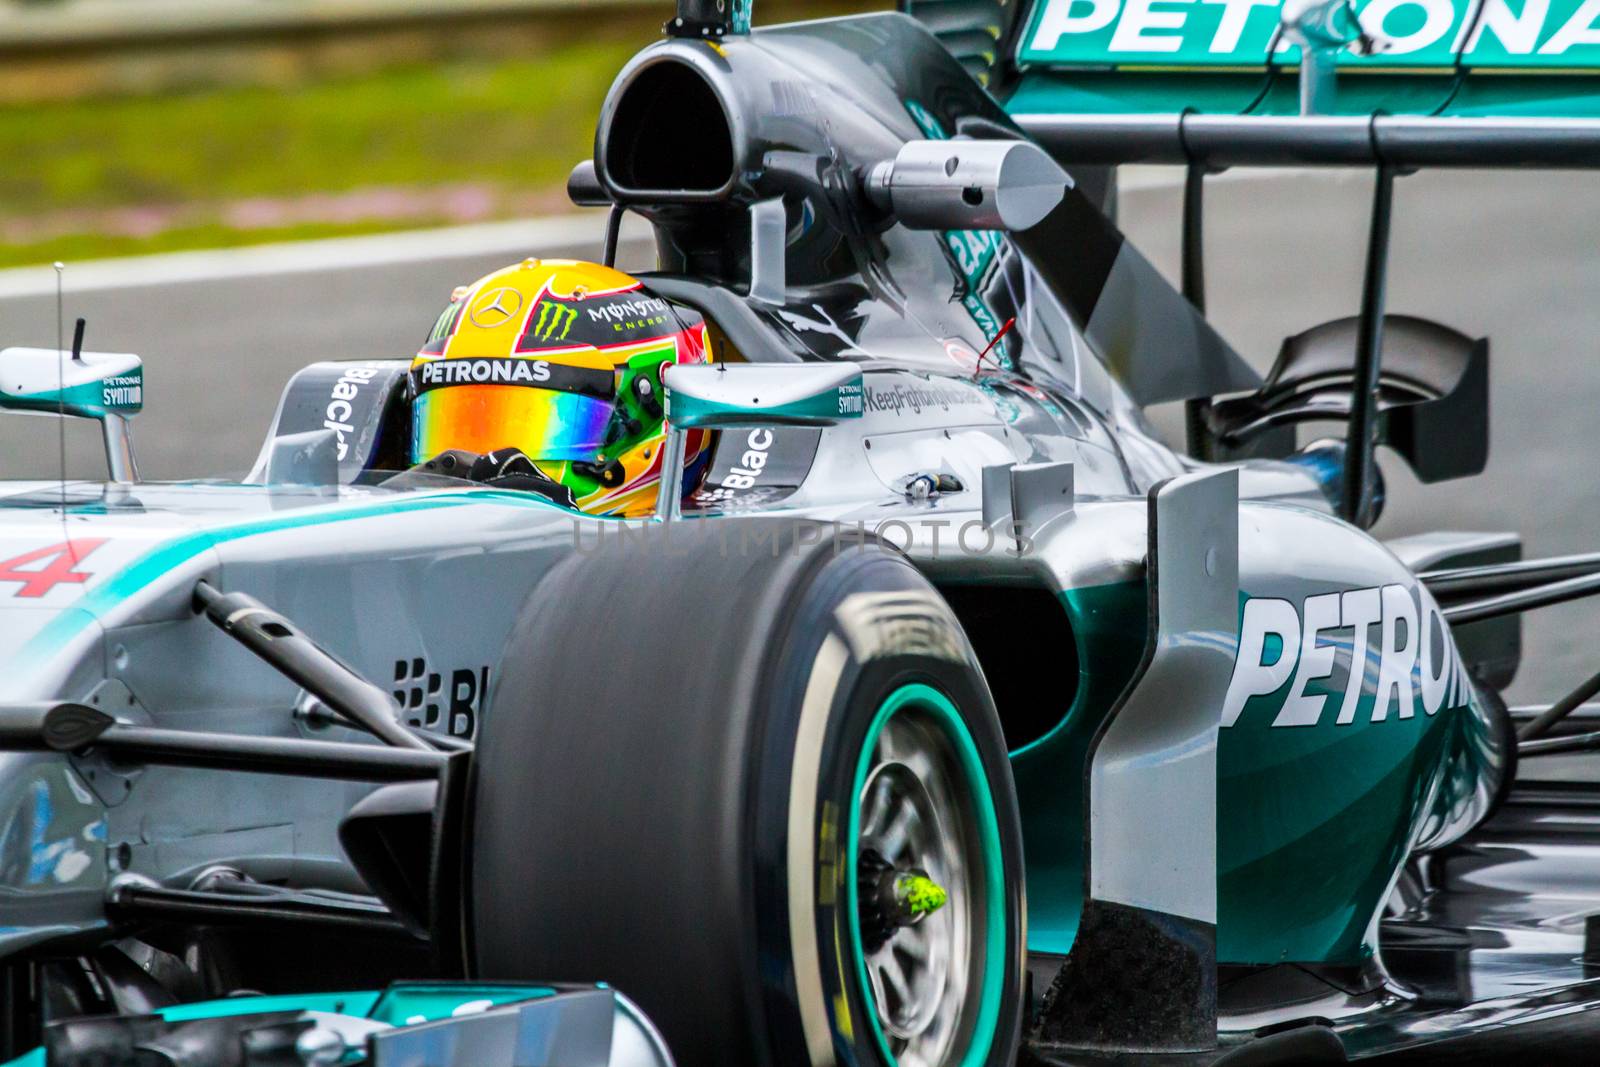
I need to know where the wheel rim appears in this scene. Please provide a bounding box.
[847,684,1006,1067]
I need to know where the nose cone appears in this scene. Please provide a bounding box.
[0,495,205,700]
[0,522,115,698]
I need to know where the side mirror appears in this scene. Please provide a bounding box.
[663,363,863,430]
[653,363,863,519]
[1207,315,1488,484]
[0,346,143,482]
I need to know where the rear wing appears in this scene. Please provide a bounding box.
[1012,0,1600,73]
[893,0,1572,527]
[897,0,1600,167]
[1012,113,1600,169]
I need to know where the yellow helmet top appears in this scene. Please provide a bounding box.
[411,259,712,517]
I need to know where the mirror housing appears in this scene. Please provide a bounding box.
[0,346,142,419]
[654,363,863,521]
[864,139,1070,233]
[0,346,144,482]
[663,363,863,430]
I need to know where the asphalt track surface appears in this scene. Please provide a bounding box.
[0,171,1597,1058]
[2,171,1597,706]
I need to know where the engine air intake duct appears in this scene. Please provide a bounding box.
[600,57,737,199]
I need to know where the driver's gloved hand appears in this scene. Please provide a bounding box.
[469,448,540,482]
[470,447,578,510]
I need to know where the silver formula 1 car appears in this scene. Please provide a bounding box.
[2,0,1599,1064]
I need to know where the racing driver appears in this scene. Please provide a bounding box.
[409,259,712,517]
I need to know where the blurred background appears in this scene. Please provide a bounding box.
[0,0,871,265]
[0,0,1595,706]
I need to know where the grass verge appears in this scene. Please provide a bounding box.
[0,42,637,268]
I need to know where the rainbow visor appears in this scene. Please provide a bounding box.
[411,357,616,464]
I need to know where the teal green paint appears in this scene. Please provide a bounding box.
[667,379,863,429]
[1004,68,1600,121]
[0,366,143,419]
[1009,580,1495,967]
[1005,71,1281,118]
[962,292,1002,340]
[1216,596,1495,965]
[160,990,380,1022]
[4,488,565,682]
[366,983,556,1025]
[1243,71,1579,116]
[1010,579,1148,956]
[1218,683,1459,964]
[903,99,1007,357]
[0,986,562,1067]
[0,992,380,1067]
[1439,73,1600,117]
[847,684,1006,1067]
[1016,0,1600,70]
[100,365,143,416]
[0,379,103,418]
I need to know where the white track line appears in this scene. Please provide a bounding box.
[0,169,1327,299]
[0,213,624,299]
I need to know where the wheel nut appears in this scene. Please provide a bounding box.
[895,872,948,922]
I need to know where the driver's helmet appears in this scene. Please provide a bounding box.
[411,259,712,517]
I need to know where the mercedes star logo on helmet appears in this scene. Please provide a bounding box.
[470,287,525,328]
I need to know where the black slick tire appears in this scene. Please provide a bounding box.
[468,520,1025,1066]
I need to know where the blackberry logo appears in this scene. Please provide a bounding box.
[393,657,489,739]
[530,301,577,343]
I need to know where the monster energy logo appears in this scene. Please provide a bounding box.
[530,302,577,343]
[427,302,459,343]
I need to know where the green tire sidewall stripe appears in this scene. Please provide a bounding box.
[845,682,1005,1067]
